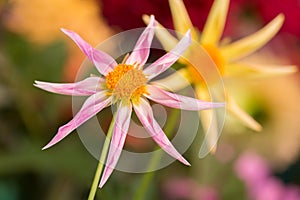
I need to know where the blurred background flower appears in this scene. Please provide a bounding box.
[98,0,300,65]
[3,0,114,81]
[0,0,115,199]
[235,152,300,200]
[222,40,300,169]
[0,0,300,200]
[98,0,300,38]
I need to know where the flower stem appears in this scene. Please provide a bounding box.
[133,151,162,200]
[133,108,180,200]
[87,113,116,200]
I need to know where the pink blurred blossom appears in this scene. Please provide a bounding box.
[235,152,300,200]
[162,178,219,200]
[235,152,270,185]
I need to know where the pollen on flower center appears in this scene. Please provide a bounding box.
[105,64,147,102]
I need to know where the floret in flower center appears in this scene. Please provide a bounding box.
[105,64,147,102]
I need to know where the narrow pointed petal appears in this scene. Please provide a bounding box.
[195,85,219,157]
[34,77,104,96]
[133,98,190,165]
[151,68,191,92]
[226,62,297,78]
[145,85,225,111]
[198,108,219,155]
[126,15,157,67]
[227,94,262,132]
[99,104,132,188]
[144,30,191,80]
[61,28,116,75]
[168,0,198,40]
[143,15,179,52]
[42,92,111,150]
[220,14,284,61]
[200,0,229,45]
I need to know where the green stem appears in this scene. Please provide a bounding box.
[133,151,162,200]
[88,113,116,200]
[133,108,180,200]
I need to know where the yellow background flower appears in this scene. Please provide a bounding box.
[143,0,297,153]
[3,0,114,81]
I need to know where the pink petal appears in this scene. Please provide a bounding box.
[145,85,225,110]
[61,28,116,75]
[42,91,111,150]
[34,77,104,96]
[133,98,190,166]
[99,103,132,188]
[125,15,157,67]
[143,30,191,80]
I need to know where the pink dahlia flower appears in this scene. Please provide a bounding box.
[34,15,224,187]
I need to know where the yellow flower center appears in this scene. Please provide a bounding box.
[202,44,225,74]
[187,44,225,83]
[105,64,147,103]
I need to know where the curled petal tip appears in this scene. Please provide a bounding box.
[60,28,76,39]
[149,14,155,20]
[98,167,112,188]
[183,159,191,166]
[98,181,104,188]
[149,15,158,27]
[228,96,263,132]
[142,14,150,22]
[175,150,190,166]
[209,146,217,154]
[273,13,285,29]
[60,28,70,34]
[249,123,263,132]
[41,143,52,150]
[254,124,263,132]
[142,14,158,30]
[33,82,43,89]
[34,80,40,85]
[184,29,192,42]
[277,13,285,21]
[33,81,44,87]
